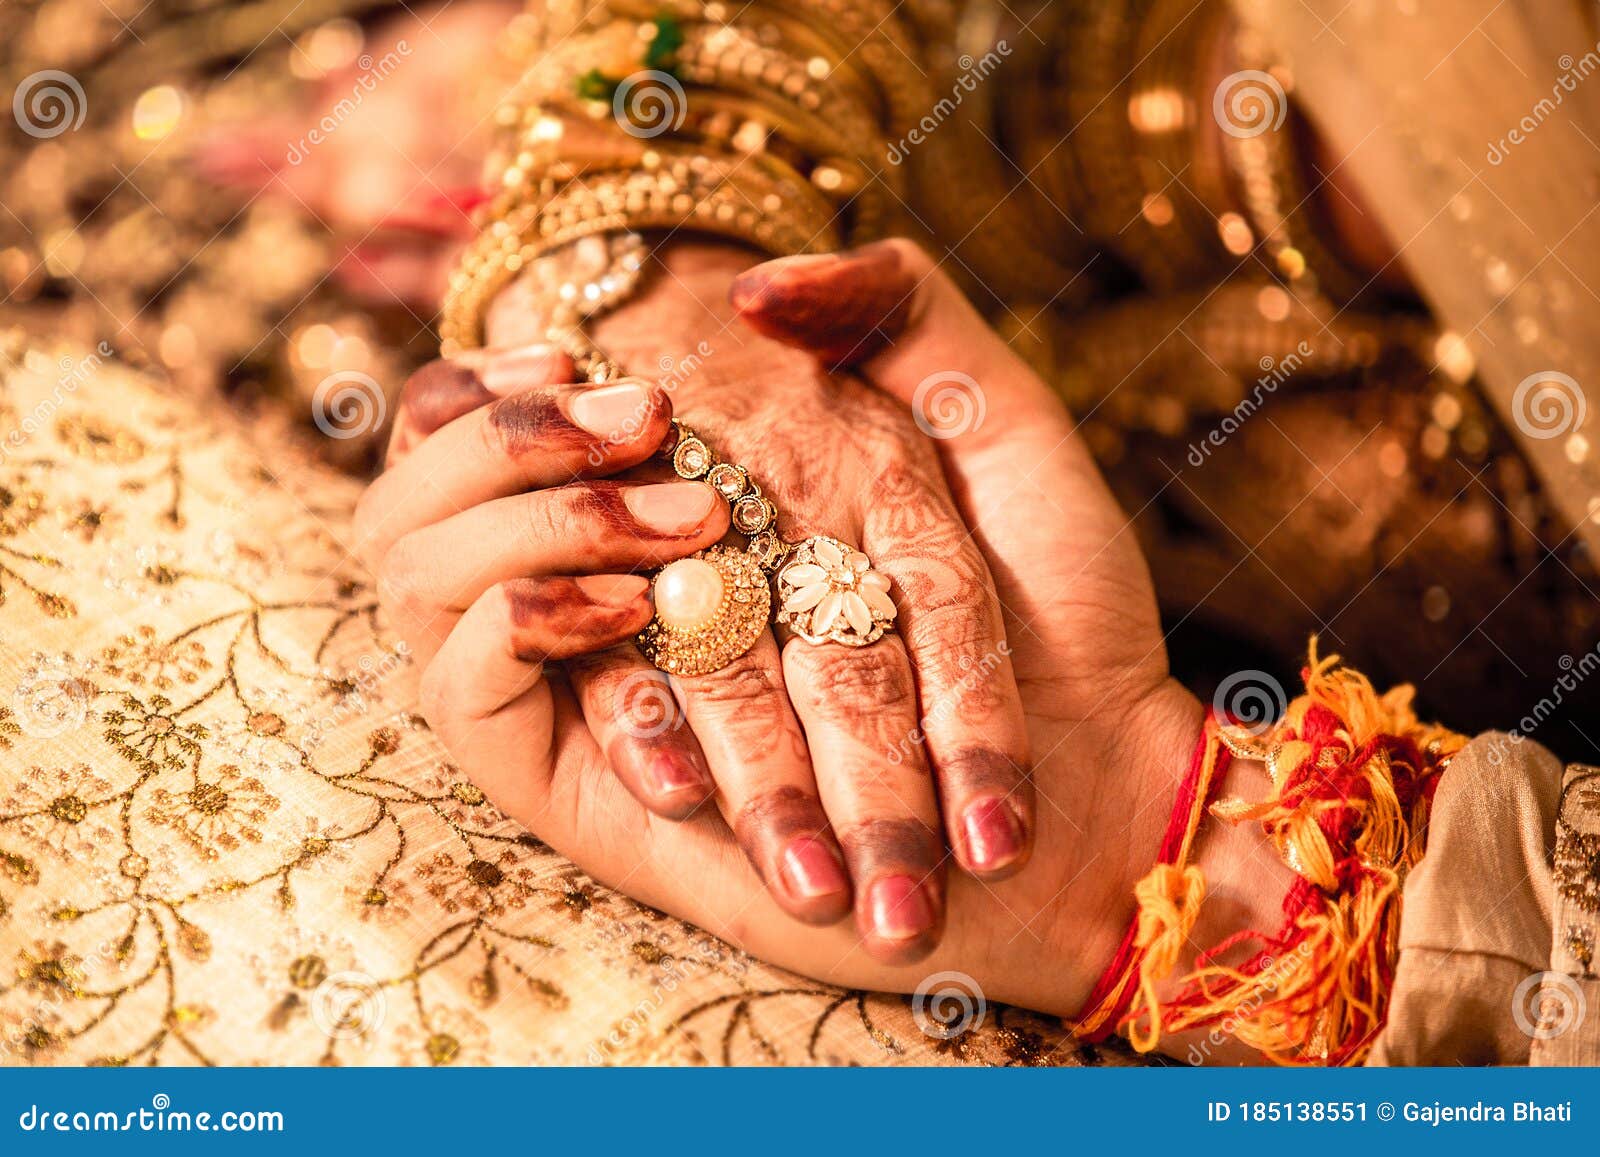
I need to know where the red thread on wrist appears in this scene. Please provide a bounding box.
[1068,713,1232,1043]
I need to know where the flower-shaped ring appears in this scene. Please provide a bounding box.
[774,536,897,647]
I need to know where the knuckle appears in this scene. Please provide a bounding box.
[350,488,379,566]
[374,537,429,620]
[902,600,995,670]
[733,785,826,856]
[416,660,457,727]
[940,746,1031,799]
[685,650,781,710]
[792,642,916,713]
[836,814,941,872]
[515,489,578,555]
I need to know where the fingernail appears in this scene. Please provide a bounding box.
[480,343,571,395]
[779,836,848,901]
[623,482,718,534]
[573,574,649,607]
[729,243,914,367]
[567,380,653,438]
[962,796,1025,873]
[867,875,935,941]
[649,749,711,797]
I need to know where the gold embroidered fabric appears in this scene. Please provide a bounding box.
[0,333,1107,1067]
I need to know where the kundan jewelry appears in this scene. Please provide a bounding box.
[635,420,897,675]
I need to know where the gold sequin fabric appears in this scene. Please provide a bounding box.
[0,334,1118,1068]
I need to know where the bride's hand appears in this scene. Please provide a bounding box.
[355,241,1039,964]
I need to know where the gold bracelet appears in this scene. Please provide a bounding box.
[441,159,837,353]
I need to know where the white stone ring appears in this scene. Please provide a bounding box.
[773,536,897,647]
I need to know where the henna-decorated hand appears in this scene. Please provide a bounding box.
[354,238,1285,1030]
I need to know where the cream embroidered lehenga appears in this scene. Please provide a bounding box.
[0,0,1596,1065]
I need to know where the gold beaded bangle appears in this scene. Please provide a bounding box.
[441,160,838,353]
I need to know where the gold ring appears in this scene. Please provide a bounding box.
[636,546,772,677]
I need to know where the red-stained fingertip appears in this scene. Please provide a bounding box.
[729,243,918,368]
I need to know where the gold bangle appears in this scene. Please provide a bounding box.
[441,159,837,353]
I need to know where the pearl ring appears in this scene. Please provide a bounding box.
[633,423,897,676]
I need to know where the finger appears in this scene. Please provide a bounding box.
[355,374,673,569]
[384,344,575,467]
[423,574,655,721]
[781,633,945,963]
[565,646,717,821]
[730,238,1086,464]
[380,480,727,664]
[673,633,853,926]
[729,243,914,368]
[418,575,650,862]
[862,493,1034,880]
